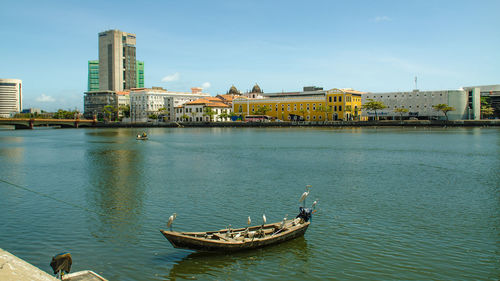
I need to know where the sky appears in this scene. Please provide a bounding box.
[1,0,499,111]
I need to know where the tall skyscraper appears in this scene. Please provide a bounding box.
[88,60,99,91]
[98,29,137,91]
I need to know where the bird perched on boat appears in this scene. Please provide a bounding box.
[299,185,312,207]
[280,214,288,229]
[167,213,177,231]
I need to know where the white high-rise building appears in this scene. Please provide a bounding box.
[0,79,22,118]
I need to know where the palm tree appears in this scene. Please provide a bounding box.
[203,107,216,122]
[432,104,454,121]
[219,110,230,121]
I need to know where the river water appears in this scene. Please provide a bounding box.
[0,127,499,280]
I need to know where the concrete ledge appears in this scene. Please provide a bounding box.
[93,120,500,128]
[0,248,58,281]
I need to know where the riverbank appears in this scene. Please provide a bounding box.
[95,119,500,128]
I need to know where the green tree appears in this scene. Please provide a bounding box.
[219,110,229,121]
[119,104,130,118]
[203,107,216,122]
[148,114,158,120]
[481,105,494,119]
[362,99,387,120]
[103,105,116,121]
[181,114,189,122]
[394,107,409,121]
[53,109,78,119]
[432,104,454,121]
[480,96,494,119]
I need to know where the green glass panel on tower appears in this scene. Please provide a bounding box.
[88,60,100,91]
[136,61,144,88]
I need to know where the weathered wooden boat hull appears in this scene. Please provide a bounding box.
[160,222,310,252]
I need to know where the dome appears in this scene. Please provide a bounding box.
[251,84,262,93]
[228,85,240,95]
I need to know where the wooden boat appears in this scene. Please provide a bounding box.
[136,134,148,140]
[160,208,313,252]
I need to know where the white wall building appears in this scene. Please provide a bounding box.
[0,79,22,118]
[130,87,210,122]
[175,97,231,122]
[361,88,480,120]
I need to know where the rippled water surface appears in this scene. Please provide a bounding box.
[0,127,499,280]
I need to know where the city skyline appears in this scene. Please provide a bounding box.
[1,0,499,111]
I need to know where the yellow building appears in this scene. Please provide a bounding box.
[232,88,364,121]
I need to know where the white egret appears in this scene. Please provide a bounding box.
[280,214,288,229]
[262,214,267,225]
[299,185,312,207]
[247,216,251,225]
[167,213,177,231]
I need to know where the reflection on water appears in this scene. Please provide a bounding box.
[164,237,309,280]
[85,145,145,242]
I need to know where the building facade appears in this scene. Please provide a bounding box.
[232,88,363,121]
[136,61,144,88]
[98,29,137,91]
[83,90,119,120]
[361,88,480,120]
[464,84,500,118]
[87,60,144,91]
[130,87,210,122]
[0,79,22,118]
[175,97,231,122]
[88,60,99,91]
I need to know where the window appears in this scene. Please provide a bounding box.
[329,96,332,102]
[339,106,342,111]
[339,96,342,102]
[313,116,316,120]
[334,96,337,102]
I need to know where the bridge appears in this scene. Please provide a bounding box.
[0,118,97,129]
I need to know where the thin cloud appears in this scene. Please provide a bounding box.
[201,82,211,89]
[36,94,55,102]
[161,73,180,82]
[374,16,391,23]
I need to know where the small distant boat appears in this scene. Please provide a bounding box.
[136,134,148,140]
[160,207,314,252]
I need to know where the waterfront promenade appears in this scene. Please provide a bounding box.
[0,248,57,281]
[96,119,500,128]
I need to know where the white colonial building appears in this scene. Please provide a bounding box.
[175,96,232,122]
[361,88,481,120]
[0,79,22,118]
[130,87,210,122]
